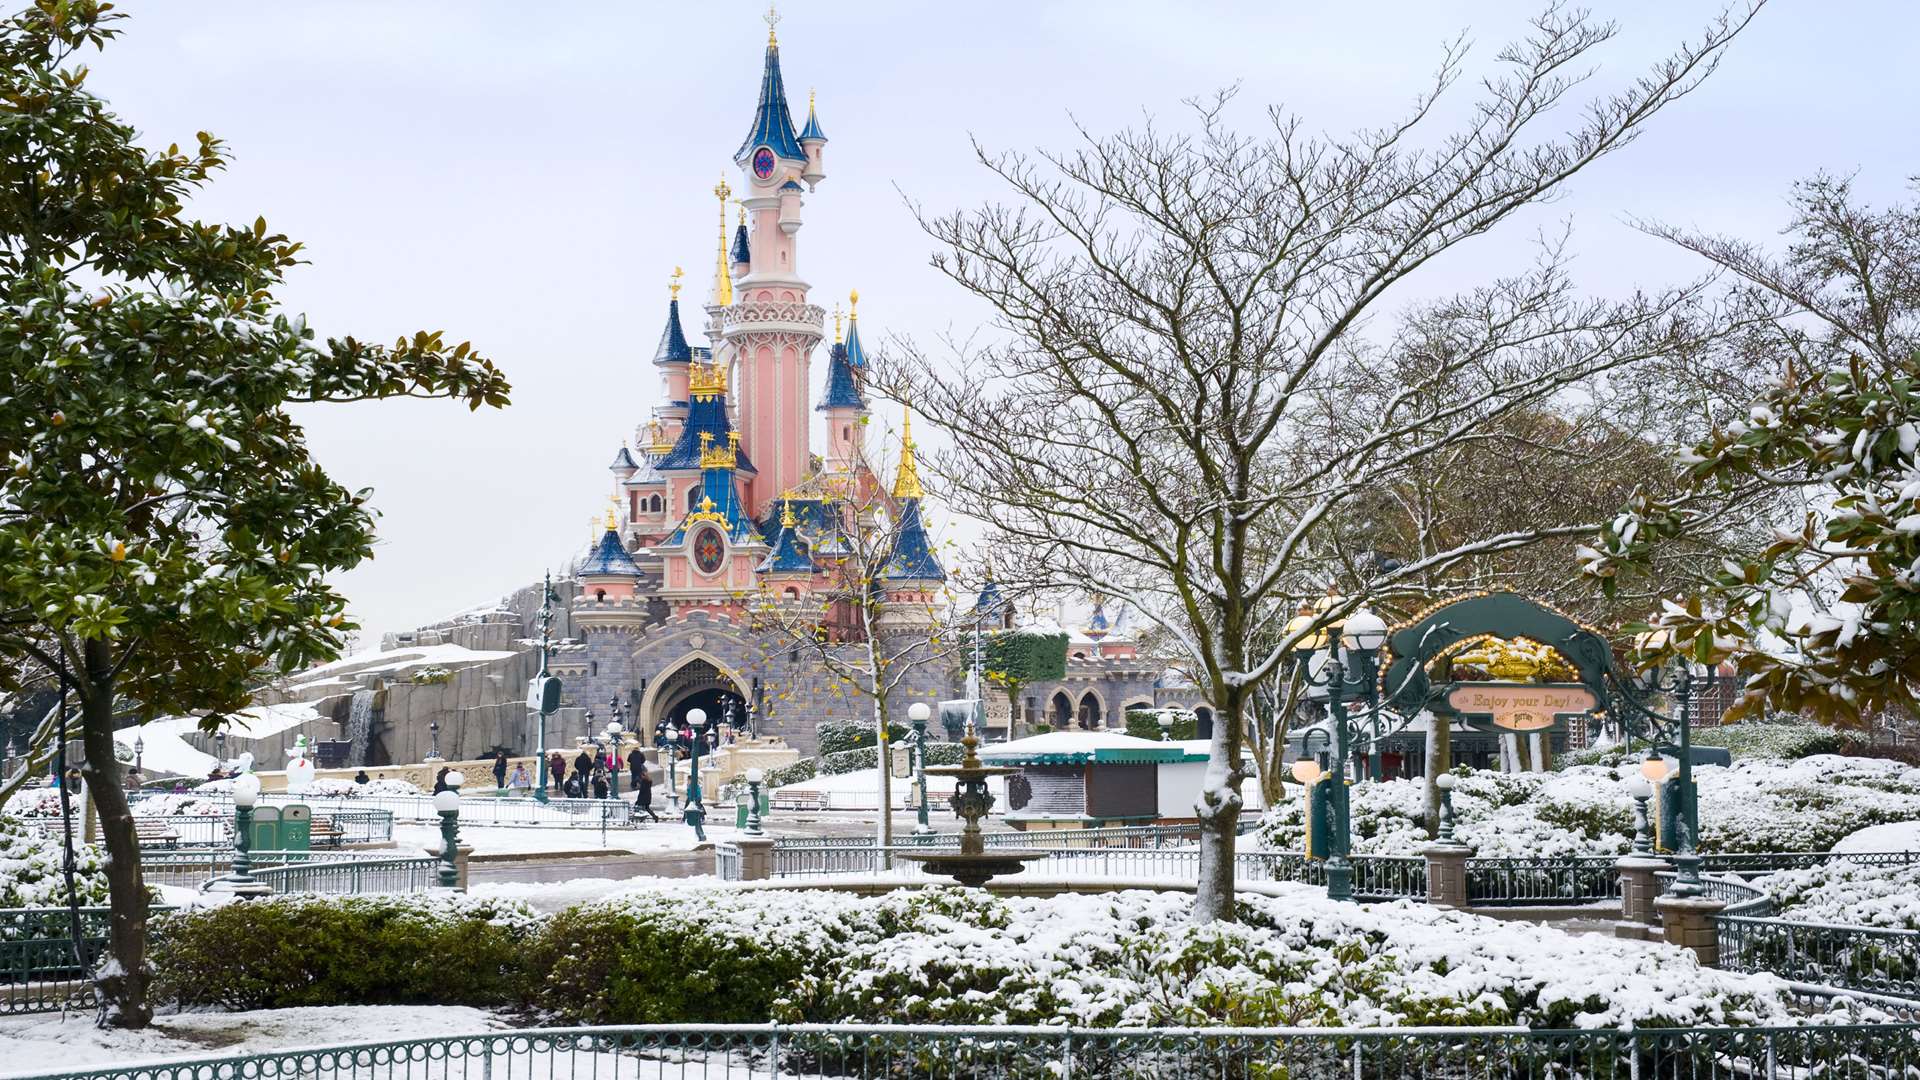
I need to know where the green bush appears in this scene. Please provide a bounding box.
[150,895,536,1010]
[764,758,817,788]
[1690,722,1865,760]
[529,891,851,1024]
[1124,708,1194,742]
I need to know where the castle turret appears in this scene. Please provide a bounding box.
[882,412,945,588]
[653,270,694,437]
[758,497,816,586]
[799,89,827,187]
[579,503,645,603]
[819,296,868,476]
[725,19,825,517]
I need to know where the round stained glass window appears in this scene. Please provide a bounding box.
[752,146,777,180]
[692,526,726,575]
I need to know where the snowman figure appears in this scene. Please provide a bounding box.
[285,736,317,794]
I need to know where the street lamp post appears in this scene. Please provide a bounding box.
[605,720,624,799]
[425,719,442,763]
[743,767,766,837]
[1157,712,1173,742]
[684,707,707,841]
[1611,630,1706,897]
[133,735,143,775]
[434,770,463,889]
[1625,774,1655,856]
[206,773,269,897]
[530,571,561,804]
[1434,772,1458,843]
[908,702,933,836]
[1292,603,1388,904]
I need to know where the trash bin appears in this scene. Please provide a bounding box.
[278,804,313,852]
[249,805,283,852]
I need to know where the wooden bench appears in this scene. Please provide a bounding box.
[133,819,180,849]
[770,789,824,812]
[310,817,346,848]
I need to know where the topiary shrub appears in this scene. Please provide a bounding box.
[150,894,537,1010]
[815,719,906,756]
[1690,722,1866,760]
[821,746,879,776]
[0,814,113,907]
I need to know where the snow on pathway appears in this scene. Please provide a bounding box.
[1832,819,1920,853]
[394,820,743,856]
[0,1005,507,1078]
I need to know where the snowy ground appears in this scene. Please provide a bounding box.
[111,703,321,778]
[0,1005,508,1078]
[775,767,1004,811]
[395,820,743,857]
[1832,819,1920,853]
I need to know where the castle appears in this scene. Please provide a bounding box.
[502,15,1198,756]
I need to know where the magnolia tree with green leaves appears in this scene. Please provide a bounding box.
[0,3,508,1026]
[1583,176,1920,726]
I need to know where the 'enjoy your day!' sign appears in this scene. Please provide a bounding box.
[1444,683,1597,732]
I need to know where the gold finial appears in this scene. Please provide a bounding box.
[736,200,747,228]
[892,408,925,500]
[728,430,740,450]
[605,495,619,531]
[781,496,797,529]
[688,358,729,399]
[669,266,683,300]
[700,431,714,450]
[849,288,860,319]
[764,1,780,44]
[833,304,843,344]
[809,88,816,113]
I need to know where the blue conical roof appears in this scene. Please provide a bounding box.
[608,446,638,471]
[758,507,814,574]
[580,528,643,578]
[883,498,945,582]
[800,95,827,142]
[655,390,756,474]
[818,341,865,412]
[843,316,868,369]
[975,579,1009,618]
[668,462,759,547]
[735,43,806,165]
[731,223,751,265]
[653,299,692,366]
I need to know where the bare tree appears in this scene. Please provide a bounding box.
[875,5,1758,921]
[744,461,963,853]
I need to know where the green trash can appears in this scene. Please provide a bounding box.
[249,805,282,852]
[734,790,771,828]
[278,804,313,852]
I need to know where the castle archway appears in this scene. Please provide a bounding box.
[1048,691,1073,729]
[1076,689,1103,729]
[639,652,752,737]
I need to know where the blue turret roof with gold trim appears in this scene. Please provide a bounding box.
[656,363,757,474]
[758,500,814,574]
[667,438,759,547]
[731,223,750,265]
[818,341,864,411]
[800,90,827,143]
[883,498,944,582]
[653,298,692,366]
[581,527,643,579]
[843,311,868,370]
[735,40,806,165]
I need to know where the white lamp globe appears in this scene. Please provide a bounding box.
[687,708,707,726]
[232,772,261,809]
[908,703,931,722]
[1157,713,1174,730]
[433,788,460,814]
[1626,774,1652,799]
[1434,772,1456,791]
[608,721,624,737]
[1640,755,1670,783]
[1290,758,1322,784]
[1342,608,1388,652]
[746,767,765,784]
[446,770,465,788]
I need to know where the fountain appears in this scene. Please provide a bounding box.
[344,687,376,767]
[897,722,1048,887]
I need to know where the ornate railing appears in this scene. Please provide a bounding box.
[1467,855,1621,905]
[252,855,444,895]
[0,905,174,1015]
[140,790,631,827]
[1721,917,1920,1000]
[29,1021,1920,1080]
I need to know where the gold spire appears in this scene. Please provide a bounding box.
[764,1,779,44]
[712,177,734,307]
[892,408,925,500]
[669,266,683,300]
[833,303,843,344]
[646,419,670,454]
[781,496,797,529]
[604,495,619,531]
[849,288,860,320]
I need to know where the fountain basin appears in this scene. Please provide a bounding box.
[895,848,1051,888]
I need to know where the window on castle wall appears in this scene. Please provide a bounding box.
[651,495,662,513]
[595,590,606,603]
[688,488,700,511]
[784,587,799,600]
[842,425,850,441]
[590,661,598,677]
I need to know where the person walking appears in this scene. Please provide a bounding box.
[507,762,530,791]
[633,767,660,822]
[492,750,509,791]
[591,767,609,801]
[573,748,593,786]
[626,746,646,789]
[432,765,451,794]
[547,751,566,792]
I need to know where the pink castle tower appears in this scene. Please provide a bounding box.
[721,12,827,518]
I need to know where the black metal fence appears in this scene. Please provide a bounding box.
[0,905,173,1015]
[31,1022,1920,1080]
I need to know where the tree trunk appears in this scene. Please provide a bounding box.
[76,641,150,1029]
[1192,688,1246,924]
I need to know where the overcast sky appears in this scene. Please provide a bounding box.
[83,1,1916,642]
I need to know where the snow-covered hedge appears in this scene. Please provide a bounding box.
[1760,860,1920,930]
[0,815,110,909]
[531,885,1807,1030]
[1566,724,1866,768]
[1259,755,1920,858]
